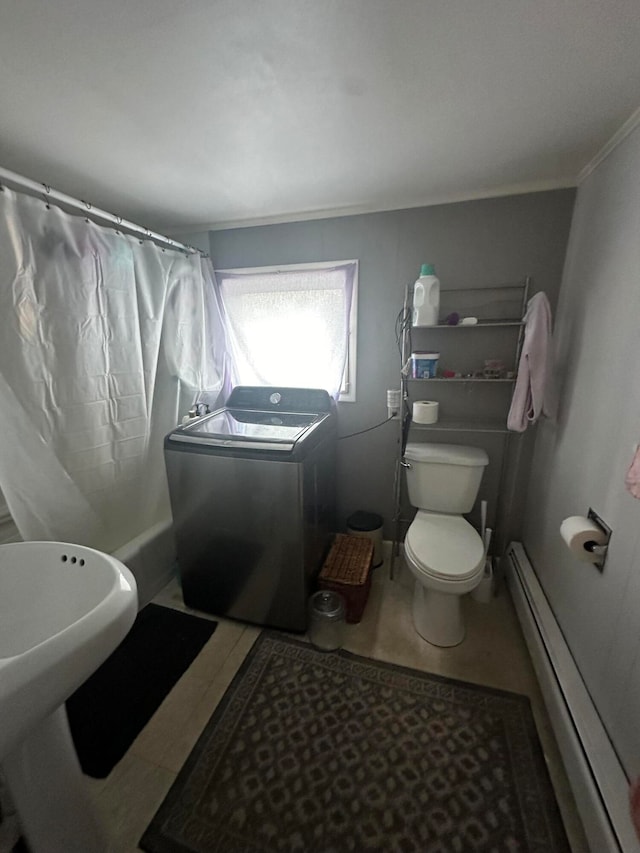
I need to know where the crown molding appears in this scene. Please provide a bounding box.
[168,178,576,235]
[578,105,640,184]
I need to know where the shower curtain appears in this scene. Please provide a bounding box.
[0,186,226,552]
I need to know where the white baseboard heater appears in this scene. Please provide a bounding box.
[504,542,637,853]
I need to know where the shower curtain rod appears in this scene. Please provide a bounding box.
[0,165,201,255]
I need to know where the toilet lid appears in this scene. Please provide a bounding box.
[405,513,485,581]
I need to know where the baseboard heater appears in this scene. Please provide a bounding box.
[504,542,636,852]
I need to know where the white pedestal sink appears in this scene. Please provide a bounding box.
[0,541,138,853]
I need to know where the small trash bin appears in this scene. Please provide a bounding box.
[308,590,346,651]
[346,511,384,568]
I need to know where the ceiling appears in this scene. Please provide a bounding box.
[1,0,640,233]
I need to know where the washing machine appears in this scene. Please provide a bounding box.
[164,386,337,631]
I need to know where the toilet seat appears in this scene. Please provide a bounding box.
[405,511,484,582]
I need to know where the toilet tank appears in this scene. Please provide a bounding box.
[403,443,489,513]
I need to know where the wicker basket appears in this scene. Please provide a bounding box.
[318,534,374,623]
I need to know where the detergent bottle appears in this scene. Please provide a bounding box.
[412,263,440,327]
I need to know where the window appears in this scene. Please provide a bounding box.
[216,260,358,401]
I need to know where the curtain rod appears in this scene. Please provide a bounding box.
[0,166,201,255]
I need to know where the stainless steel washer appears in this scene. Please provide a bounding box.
[164,387,336,631]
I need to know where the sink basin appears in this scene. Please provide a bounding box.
[0,541,137,758]
[0,541,138,852]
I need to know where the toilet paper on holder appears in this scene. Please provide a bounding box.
[412,400,439,424]
[560,509,611,570]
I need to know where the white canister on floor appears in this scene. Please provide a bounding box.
[308,591,346,650]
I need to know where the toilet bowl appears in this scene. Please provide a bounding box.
[404,511,485,646]
[402,442,489,647]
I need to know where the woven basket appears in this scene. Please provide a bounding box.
[319,534,374,623]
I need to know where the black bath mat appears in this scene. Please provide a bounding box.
[140,633,570,853]
[66,603,217,778]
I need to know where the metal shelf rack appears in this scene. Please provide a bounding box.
[391,277,531,578]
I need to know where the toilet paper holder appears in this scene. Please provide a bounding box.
[585,508,612,570]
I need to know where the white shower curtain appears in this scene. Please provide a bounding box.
[0,186,225,551]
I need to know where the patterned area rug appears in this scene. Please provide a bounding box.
[140,633,569,853]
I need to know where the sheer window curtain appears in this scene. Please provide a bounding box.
[0,187,226,551]
[217,262,356,399]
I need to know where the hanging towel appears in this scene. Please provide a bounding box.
[625,446,640,499]
[507,291,555,432]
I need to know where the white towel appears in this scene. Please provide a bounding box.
[507,292,555,432]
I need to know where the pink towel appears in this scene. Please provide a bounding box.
[625,447,640,499]
[507,292,555,432]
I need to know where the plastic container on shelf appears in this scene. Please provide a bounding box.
[412,263,440,327]
[411,352,439,378]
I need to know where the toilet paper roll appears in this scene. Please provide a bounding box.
[560,516,607,564]
[412,400,439,424]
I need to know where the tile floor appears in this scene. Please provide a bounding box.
[86,552,590,853]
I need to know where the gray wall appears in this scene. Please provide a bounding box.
[204,190,575,540]
[523,125,640,777]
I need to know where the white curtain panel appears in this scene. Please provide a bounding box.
[0,187,223,551]
[218,263,356,399]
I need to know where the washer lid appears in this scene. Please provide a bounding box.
[404,443,489,467]
[405,513,484,580]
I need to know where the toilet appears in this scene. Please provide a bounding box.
[402,442,489,647]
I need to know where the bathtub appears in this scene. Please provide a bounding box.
[113,518,177,609]
[1,509,177,609]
